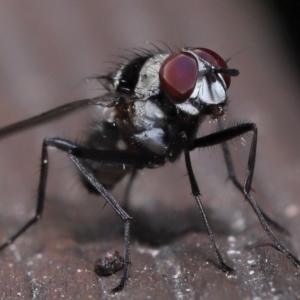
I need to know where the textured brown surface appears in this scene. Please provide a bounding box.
[0,1,300,299]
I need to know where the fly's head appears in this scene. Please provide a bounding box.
[159,47,239,119]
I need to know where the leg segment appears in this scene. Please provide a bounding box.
[217,120,289,234]
[0,97,106,139]
[182,133,233,272]
[0,138,50,251]
[68,153,132,292]
[190,122,300,267]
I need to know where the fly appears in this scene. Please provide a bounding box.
[0,46,299,293]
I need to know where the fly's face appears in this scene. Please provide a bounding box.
[159,47,238,118]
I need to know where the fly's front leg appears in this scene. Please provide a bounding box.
[217,119,289,235]
[241,127,300,266]
[191,122,300,267]
[182,133,233,272]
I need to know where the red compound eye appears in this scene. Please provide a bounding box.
[159,52,198,104]
[192,47,231,88]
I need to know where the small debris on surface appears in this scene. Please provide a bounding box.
[94,250,124,277]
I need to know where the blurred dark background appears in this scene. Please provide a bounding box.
[272,1,300,67]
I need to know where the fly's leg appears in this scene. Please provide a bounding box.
[45,138,161,292]
[0,137,161,292]
[0,97,106,140]
[0,137,50,251]
[217,120,289,235]
[68,153,132,292]
[191,122,300,267]
[182,132,233,272]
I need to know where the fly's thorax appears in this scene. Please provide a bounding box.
[112,97,201,160]
[134,53,169,99]
[113,53,168,99]
[111,99,168,156]
[130,100,167,156]
[114,55,150,95]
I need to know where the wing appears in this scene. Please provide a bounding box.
[0,93,116,139]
